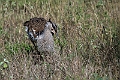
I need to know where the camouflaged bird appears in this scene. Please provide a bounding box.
[23,17,57,52]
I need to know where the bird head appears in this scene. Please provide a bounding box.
[47,19,57,36]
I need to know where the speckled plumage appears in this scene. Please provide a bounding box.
[37,22,55,52]
[23,17,57,53]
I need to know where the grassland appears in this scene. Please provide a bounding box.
[0,0,120,80]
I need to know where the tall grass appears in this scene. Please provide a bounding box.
[0,0,120,80]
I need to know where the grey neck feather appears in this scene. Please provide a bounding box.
[37,22,54,53]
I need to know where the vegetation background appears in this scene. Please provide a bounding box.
[0,0,119,80]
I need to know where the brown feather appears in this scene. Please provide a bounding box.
[24,17,47,38]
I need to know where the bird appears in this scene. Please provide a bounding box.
[23,17,57,53]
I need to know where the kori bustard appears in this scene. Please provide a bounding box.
[23,17,57,53]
